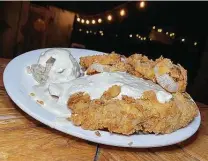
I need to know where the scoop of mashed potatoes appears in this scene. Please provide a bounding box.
[30,48,81,84]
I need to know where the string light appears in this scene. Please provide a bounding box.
[98,18,102,23]
[81,19,85,24]
[77,17,80,22]
[76,2,149,26]
[107,15,112,21]
[170,33,175,37]
[140,1,145,8]
[92,20,96,24]
[76,15,192,45]
[120,9,126,16]
[80,29,193,45]
[86,20,90,25]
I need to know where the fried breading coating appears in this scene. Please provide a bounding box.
[154,57,187,92]
[80,52,121,68]
[137,91,198,134]
[67,86,198,135]
[127,54,187,92]
[127,54,149,67]
[101,85,121,100]
[127,54,156,81]
[68,93,144,135]
[68,92,90,107]
[80,53,188,92]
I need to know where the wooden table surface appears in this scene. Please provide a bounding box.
[0,58,208,161]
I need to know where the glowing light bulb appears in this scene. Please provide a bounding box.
[92,20,96,24]
[194,42,197,46]
[181,38,185,42]
[158,29,162,33]
[136,34,139,37]
[77,17,80,22]
[86,20,90,24]
[79,29,82,32]
[144,37,146,40]
[129,34,132,38]
[98,18,102,23]
[86,30,89,34]
[81,19,85,24]
[166,32,169,35]
[120,9,126,16]
[152,26,156,29]
[107,15,112,21]
[140,1,145,8]
[170,33,175,37]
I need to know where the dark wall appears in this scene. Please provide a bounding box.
[0,2,75,58]
[0,2,30,58]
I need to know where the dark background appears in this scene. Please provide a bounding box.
[1,1,208,104]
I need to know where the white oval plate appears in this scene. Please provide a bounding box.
[3,48,201,148]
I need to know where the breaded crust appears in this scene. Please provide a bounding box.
[67,86,198,135]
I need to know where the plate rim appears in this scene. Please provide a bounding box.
[3,48,201,148]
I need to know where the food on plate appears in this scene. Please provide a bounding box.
[28,48,81,84]
[67,85,198,135]
[154,57,187,92]
[55,72,173,105]
[127,54,156,81]
[28,48,198,136]
[80,52,132,75]
[80,53,187,93]
[80,52,121,68]
[86,62,131,75]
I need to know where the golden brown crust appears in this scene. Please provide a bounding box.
[154,58,187,92]
[79,53,188,92]
[101,85,121,100]
[80,52,121,68]
[68,52,194,135]
[67,86,198,135]
[127,54,156,81]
